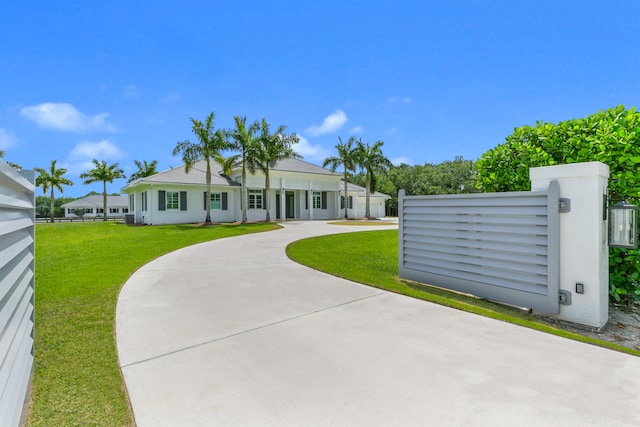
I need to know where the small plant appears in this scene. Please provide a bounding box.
[73,208,86,219]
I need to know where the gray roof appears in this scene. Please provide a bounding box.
[123,159,240,189]
[61,195,129,208]
[267,158,342,176]
[341,180,391,199]
[122,158,340,192]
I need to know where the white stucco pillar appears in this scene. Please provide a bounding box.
[530,162,610,328]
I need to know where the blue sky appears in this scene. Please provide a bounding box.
[2,1,640,197]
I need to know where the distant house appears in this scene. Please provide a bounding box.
[120,158,391,225]
[61,195,129,218]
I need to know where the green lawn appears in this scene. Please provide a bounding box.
[31,221,280,427]
[286,229,640,357]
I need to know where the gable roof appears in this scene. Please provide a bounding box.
[341,180,391,199]
[61,195,129,208]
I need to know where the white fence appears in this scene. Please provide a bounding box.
[0,161,35,427]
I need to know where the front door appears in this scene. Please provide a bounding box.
[285,191,295,219]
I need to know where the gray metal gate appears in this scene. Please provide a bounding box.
[399,181,560,314]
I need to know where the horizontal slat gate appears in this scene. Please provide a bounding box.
[399,181,560,314]
[0,162,35,427]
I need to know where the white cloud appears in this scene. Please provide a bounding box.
[385,127,398,137]
[292,136,329,160]
[123,84,140,100]
[69,140,125,161]
[20,102,115,132]
[161,90,182,104]
[349,125,364,134]
[391,156,411,166]
[63,139,126,174]
[0,128,17,149]
[387,96,412,104]
[305,110,348,136]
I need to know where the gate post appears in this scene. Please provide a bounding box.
[530,162,610,328]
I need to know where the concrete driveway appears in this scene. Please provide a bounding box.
[116,221,640,426]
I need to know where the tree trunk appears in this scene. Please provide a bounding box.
[49,188,55,223]
[205,159,212,223]
[343,170,349,220]
[241,154,248,223]
[365,176,371,219]
[103,181,108,221]
[265,171,271,222]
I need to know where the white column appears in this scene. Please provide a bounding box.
[530,162,609,328]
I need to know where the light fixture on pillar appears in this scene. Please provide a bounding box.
[608,200,638,249]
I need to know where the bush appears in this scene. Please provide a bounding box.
[476,105,640,304]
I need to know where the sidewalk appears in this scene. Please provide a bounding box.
[116,221,640,426]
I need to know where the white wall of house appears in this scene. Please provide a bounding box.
[132,185,238,225]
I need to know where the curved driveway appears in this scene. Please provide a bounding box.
[117,221,640,426]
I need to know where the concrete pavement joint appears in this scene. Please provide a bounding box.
[120,290,387,369]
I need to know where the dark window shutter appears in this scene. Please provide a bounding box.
[340,196,344,209]
[349,196,353,209]
[158,190,166,211]
[321,192,327,209]
[305,191,308,209]
[180,191,187,211]
[204,192,207,210]
[222,192,228,210]
[262,189,266,209]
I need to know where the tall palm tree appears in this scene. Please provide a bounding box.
[323,136,359,220]
[355,140,392,219]
[34,160,74,222]
[173,112,233,224]
[229,116,260,223]
[80,159,126,221]
[248,119,302,221]
[128,159,158,183]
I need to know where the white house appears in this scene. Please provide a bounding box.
[340,181,391,219]
[121,158,390,225]
[61,195,129,218]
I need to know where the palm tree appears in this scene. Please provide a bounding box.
[173,112,233,224]
[323,136,359,220]
[128,159,158,183]
[229,116,260,223]
[248,119,302,221]
[34,160,73,222]
[80,159,126,221]
[355,140,392,219]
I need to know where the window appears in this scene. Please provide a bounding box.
[166,191,179,210]
[159,190,187,211]
[67,208,73,214]
[129,194,134,211]
[142,191,147,212]
[110,208,119,213]
[123,208,128,213]
[210,193,221,210]
[248,189,263,209]
[313,191,321,209]
[97,208,104,214]
[86,208,93,214]
[340,196,353,209]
